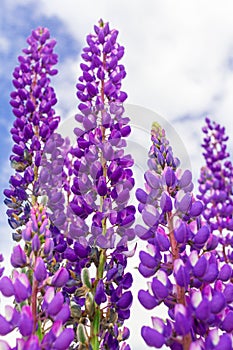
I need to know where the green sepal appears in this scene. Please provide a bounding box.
[77,323,87,344]
[81,267,92,289]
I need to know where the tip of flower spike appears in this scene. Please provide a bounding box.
[151,122,162,134]
[99,18,104,27]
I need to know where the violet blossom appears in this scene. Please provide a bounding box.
[4,27,60,240]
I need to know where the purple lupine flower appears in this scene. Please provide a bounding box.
[10,244,27,267]
[4,27,59,237]
[51,20,136,350]
[51,267,69,287]
[95,279,107,305]
[197,118,233,255]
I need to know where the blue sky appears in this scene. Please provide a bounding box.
[1,0,233,348]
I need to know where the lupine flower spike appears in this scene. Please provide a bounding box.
[137,122,233,349]
[62,19,135,349]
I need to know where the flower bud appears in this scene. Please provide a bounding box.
[77,323,88,345]
[81,267,92,289]
[85,292,94,316]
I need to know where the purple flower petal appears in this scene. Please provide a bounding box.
[0,277,14,297]
[116,291,132,310]
[165,167,176,187]
[95,279,107,305]
[10,245,27,268]
[139,251,157,269]
[53,328,75,350]
[47,292,64,316]
[221,310,233,332]
[138,290,158,310]
[141,326,165,348]
[19,305,33,336]
[194,226,210,245]
[52,267,69,287]
[151,277,168,300]
[210,292,226,314]
[0,315,13,336]
[34,257,47,282]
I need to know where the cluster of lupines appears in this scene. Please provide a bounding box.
[2,20,135,350]
[0,204,74,349]
[4,26,60,239]
[2,18,233,350]
[136,122,233,349]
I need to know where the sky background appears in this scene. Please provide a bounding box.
[1,0,233,348]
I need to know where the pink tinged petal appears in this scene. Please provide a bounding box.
[141,326,165,348]
[22,226,32,240]
[221,310,233,332]
[14,273,32,302]
[23,335,40,350]
[138,290,158,309]
[52,267,69,287]
[0,277,14,297]
[34,257,47,282]
[53,328,75,350]
[19,306,33,336]
[190,340,205,350]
